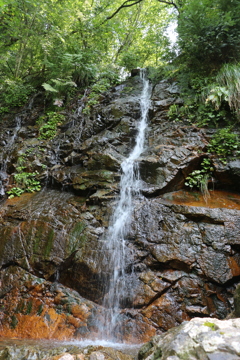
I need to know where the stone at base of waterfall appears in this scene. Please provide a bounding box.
[0,344,135,360]
[138,317,240,360]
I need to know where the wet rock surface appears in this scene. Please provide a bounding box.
[0,265,105,340]
[0,75,240,343]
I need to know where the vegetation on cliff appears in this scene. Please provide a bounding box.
[0,0,239,116]
[1,0,240,197]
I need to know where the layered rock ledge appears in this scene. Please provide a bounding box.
[0,75,240,342]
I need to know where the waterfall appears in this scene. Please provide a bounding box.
[101,69,151,341]
[0,115,22,196]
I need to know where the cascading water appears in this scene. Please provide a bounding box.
[101,69,151,341]
[0,115,22,196]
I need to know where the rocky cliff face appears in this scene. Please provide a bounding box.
[0,74,240,343]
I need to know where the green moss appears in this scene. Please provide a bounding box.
[33,226,43,253]
[33,225,55,258]
[37,304,43,316]
[25,300,33,315]
[68,221,87,253]
[71,222,86,238]
[44,228,55,257]
[10,315,18,329]
[153,348,162,360]
[121,86,133,94]
[65,303,72,315]
[204,321,216,330]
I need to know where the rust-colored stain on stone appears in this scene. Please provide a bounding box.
[161,190,240,209]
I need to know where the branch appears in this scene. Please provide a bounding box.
[102,0,181,24]
[157,0,180,13]
[102,0,143,23]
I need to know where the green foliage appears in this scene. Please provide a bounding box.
[42,78,77,106]
[98,65,120,86]
[60,53,98,88]
[185,158,214,200]
[177,0,240,74]
[208,128,240,160]
[7,149,43,198]
[176,0,240,122]
[7,172,41,198]
[83,78,111,114]
[7,187,25,198]
[205,63,240,120]
[37,112,65,139]
[147,64,179,85]
[0,0,172,101]
[168,102,227,127]
[91,78,111,94]
[168,104,182,121]
[206,86,229,110]
[14,172,41,191]
[0,79,34,113]
[119,52,140,72]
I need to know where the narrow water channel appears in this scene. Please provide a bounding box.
[101,69,152,341]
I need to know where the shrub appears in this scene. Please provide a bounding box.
[0,79,34,113]
[185,158,214,201]
[206,63,240,120]
[7,149,45,198]
[82,78,111,114]
[208,127,240,161]
[37,112,65,139]
[168,102,227,127]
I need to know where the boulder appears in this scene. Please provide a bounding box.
[138,317,240,360]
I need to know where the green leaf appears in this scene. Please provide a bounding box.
[42,83,58,93]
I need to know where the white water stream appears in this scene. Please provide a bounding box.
[0,115,22,196]
[101,69,151,340]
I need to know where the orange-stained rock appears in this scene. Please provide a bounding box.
[161,189,240,210]
[70,304,91,320]
[228,255,240,277]
[0,265,158,343]
[0,265,103,340]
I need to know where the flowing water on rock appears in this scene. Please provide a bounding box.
[101,69,151,341]
[2,115,21,172]
[0,115,22,196]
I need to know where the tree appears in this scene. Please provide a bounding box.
[102,0,183,22]
[177,0,240,74]
[0,0,172,89]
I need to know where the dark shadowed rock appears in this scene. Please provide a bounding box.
[233,283,240,317]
